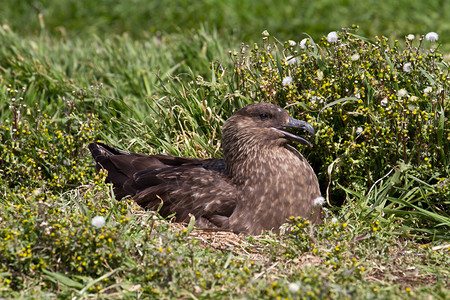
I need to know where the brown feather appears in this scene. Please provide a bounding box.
[88,103,323,234]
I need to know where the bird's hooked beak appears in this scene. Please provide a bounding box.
[272,117,315,146]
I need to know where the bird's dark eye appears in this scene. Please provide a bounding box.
[259,113,269,120]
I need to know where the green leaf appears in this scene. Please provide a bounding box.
[319,97,359,113]
[419,67,436,86]
[185,213,196,235]
[79,267,124,295]
[43,269,84,289]
[437,107,447,165]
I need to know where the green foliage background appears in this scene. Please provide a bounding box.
[2,0,450,48]
[0,0,449,298]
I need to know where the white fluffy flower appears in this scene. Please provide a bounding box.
[313,196,325,207]
[356,127,363,135]
[310,96,325,104]
[282,76,293,86]
[316,70,324,81]
[288,282,300,293]
[409,96,418,102]
[92,216,106,228]
[32,188,42,197]
[331,217,338,224]
[406,34,415,41]
[403,62,411,73]
[299,38,308,49]
[351,53,360,61]
[285,55,297,65]
[327,31,338,43]
[288,40,296,47]
[424,87,433,95]
[397,89,408,98]
[380,98,388,107]
[425,32,439,42]
[408,104,417,111]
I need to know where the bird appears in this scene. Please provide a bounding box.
[88,102,323,234]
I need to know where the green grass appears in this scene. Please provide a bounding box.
[2,0,450,50]
[1,1,450,299]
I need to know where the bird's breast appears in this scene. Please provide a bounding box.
[228,146,321,234]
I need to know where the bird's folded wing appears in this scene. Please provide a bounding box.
[128,164,237,229]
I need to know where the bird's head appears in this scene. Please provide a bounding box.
[222,103,315,153]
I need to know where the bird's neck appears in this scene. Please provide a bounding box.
[224,142,305,188]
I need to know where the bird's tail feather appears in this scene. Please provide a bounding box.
[89,142,130,159]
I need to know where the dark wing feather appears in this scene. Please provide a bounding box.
[89,142,207,198]
[88,142,236,228]
[132,165,237,228]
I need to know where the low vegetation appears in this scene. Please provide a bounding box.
[0,1,449,298]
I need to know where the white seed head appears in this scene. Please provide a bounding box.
[397,89,408,98]
[282,76,293,86]
[356,127,363,135]
[285,55,297,65]
[313,196,325,207]
[403,62,411,73]
[299,38,308,49]
[425,32,438,42]
[351,53,360,61]
[32,188,42,197]
[288,282,300,293]
[408,104,417,111]
[316,70,324,81]
[92,216,106,228]
[327,31,338,43]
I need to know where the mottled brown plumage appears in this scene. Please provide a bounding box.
[89,103,323,234]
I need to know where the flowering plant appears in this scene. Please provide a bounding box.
[229,27,449,232]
